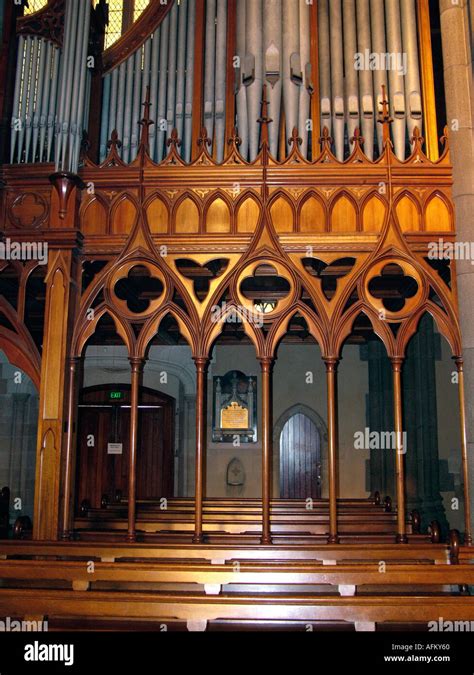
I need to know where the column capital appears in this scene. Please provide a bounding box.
[454,356,464,371]
[258,356,274,371]
[129,356,146,372]
[390,356,405,370]
[49,172,85,221]
[323,357,339,371]
[193,356,210,371]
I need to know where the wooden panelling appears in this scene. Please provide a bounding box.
[362,194,386,233]
[206,197,231,234]
[396,195,421,232]
[270,196,294,233]
[146,195,169,234]
[299,196,326,233]
[236,196,260,233]
[425,194,452,232]
[175,198,200,234]
[331,195,357,232]
[111,195,138,235]
[81,197,107,235]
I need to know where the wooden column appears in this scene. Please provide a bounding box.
[60,356,82,540]
[392,357,408,543]
[325,358,339,544]
[34,173,82,540]
[455,358,473,545]
[417,0,439,161]
[127,357,145,542]
[193,357,209,544]
[260,357,273,545]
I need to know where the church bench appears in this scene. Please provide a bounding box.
[0,541,450,564]
[0,559,472,591]
[0,588,472,629]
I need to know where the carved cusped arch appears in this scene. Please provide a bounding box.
[202,303,263,359]
[72,307,135,358]
[397,306,462,358]
[266,305,329,359]
[138,307,197,358]
[334,305,396,359]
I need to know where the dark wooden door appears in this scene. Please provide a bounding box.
[279,412,321,498]
[76,385,175,510]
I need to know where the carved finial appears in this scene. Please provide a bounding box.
[167,128,182,148]
[440,125,449,147]
[410,126,425,157]
[138,85,154,154]
[107,129,122,152]
[288,127,302,147]
[198,127,212,147]
[257,84,273,148]
[319,125,333,150]
[377,85,393,146]
[228,126,242,147]
[350,127,365,148]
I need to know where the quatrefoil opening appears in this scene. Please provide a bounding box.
[237,262,294,318]
[364,260,423,321]
[111,263,165,317]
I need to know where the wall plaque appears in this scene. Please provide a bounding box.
[212,370,257,443]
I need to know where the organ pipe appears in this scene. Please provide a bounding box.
[176,0,189,145]
[343,0,360,148]
[184,0,196,162]
[204,0,217,149]
[298,0,311,158]
[235,0,248,159]
[370,0,388,154]
[385,0,407,160]
[318,0,332,140]
[215,0,228,162]
[282,0,300,154]
[245,0,263,161]
[400,0,423,140]
[263,0,282,158]
[330,0,345,161]
[356,0,375,160]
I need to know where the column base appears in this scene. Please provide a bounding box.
[192,534,205,544]
[60,530,72,541]
[127,533,136,543]
[396,534,408,544]
[260,536,273,545]
[327,534,339,544]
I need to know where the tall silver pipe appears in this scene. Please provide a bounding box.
[204,0,217,149]
[264,0,282,157]
[184,0,196,162]
[282,0,300,152]
[130,49,143,161]
[54,0,73,167]
[157,14,170,160]
[46,46,59,162]
[175,0,188,149]
[400,0,422,140]
[100,73,111,162]
[318,0,332,138]
[245,0,263,160]
[116,61,127,159]
[17,36,32,163]
[32,39,46,162]
[71,0,91,171]
[123,54,135,163]
[215,0,227,162]
[357,0,374,159]
[108,67,119,147]
[235,0,248,159]
[10,35,25,163]
[61,0,81,170]
[370,0,388,154]
[166,2,179,146]
[298,0,311,158]
[330,0,344,160]
[343,0,359,150]
[38,41,52,162]
[149,30,161,160]
[385,0,406,159]
[24,37,39,162]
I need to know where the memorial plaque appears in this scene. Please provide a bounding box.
[212,370,257,443]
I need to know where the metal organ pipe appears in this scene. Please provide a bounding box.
[184,0,196,162]
[235,0,248,159]
[204,0,217,148]
[263,0,282,158]
[356,0,375,159]
[282,0,300,154]
[370,0,388,154]
[245,0,263,161]
[32,39,46,163]
[130,48,144,160]
[122,52,135,162]
[214,0,228,162]
[71,0,91,171]
[176,0,189,147]
[157,13,170,161]
[318,0,332,140]
[298,0,311,158]
[330,0,344,160]
[400,0,422,141]
[385,0,406,160]
[343,0,360,148]
[100,74,111,161]
[166,3,179,152]
[148,29,161,160]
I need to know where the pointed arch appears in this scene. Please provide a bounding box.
[361,191,388,233]
[80,193,108,235]
[202,303,263,359]
[235,191,262,234]
[394,191,421,232]
[298,191,327,233]
[334,304,396,358]
[268,191,296,233]
[330,191,359,232]
[72,306,134,358]
[398,306,462,358]
[109,193,140,235]
[204,192,233,234]
[424,192,453,232]
[267,304,329,359]
[173,193,201,234]
[138,306,197,358]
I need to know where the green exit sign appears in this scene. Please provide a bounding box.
[109,391,123,400]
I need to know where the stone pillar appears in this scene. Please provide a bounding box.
[439,0,474,533]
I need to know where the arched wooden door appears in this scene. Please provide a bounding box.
[279,412,321,498]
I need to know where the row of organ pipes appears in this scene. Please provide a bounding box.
[8,0,424,167]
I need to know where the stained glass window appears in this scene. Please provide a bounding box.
[93,0,151,50]
[23,0,48,15]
